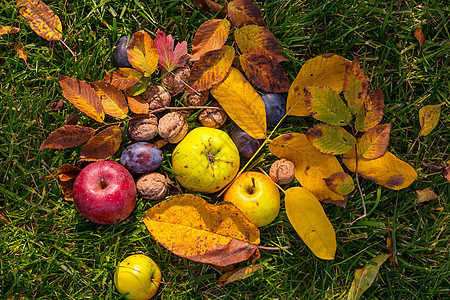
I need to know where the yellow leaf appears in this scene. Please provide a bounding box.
[127,30,158,77]
[191,19,230,61]
[287,53,349,116]
[103,68,143,90]
[269,133,347,206]
[342,148,418,190]
[143,194,260,266]
[234,25,287,63]
[188,45,235,92]
[80,126,122,161]
[127,94,149,114]
[285,187,336,260]
[415,188,438,204]
[357,124,391,159]
[92,81,128,119]
[355,89,385,132]
[418,103,444,137]
[217,264,264,286]
[347,254,391,300]
[211,67,266,139]
[17,0,62,41]
[0,26,20,36]
[58,75,104,123]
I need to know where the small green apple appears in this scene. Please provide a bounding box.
[172,127,240,193]
[224,171,280,227]
[114,254,162,300]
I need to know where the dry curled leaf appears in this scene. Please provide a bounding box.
[415,188,438,204]
[414,25,426,47]
[57,164,81,181]
[17,0,62,41]
[217,264,264,286]
[143,194,260,266]
[40,125,95,150]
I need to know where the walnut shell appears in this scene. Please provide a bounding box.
[141,85,171,110]
[269,159,295,185]
[198,102,227,128]
[182,90,209,107]
[128,114,158,141]
[136,172,168,200]
[158,111,188,143]
[161,66,190,95]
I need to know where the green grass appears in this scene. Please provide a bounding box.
[1,0,449,299]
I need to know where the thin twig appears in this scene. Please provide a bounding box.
[60,40,76,57]
[352,149,367,224]
[149,105,222,115]
[257,245,291,251]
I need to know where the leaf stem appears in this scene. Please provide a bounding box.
[352,148,367,224]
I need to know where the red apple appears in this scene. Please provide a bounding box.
[73,161,137,224]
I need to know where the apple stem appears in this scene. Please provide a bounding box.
[248,177,256,194]
[257,245,291,251]
[99,178,108,189]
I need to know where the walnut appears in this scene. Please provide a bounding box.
[141,85,171,110]
[182,90,209,107]
[128,114,158,141]
[158,111,188,143]
[198,102,227,128]
[269,159,295,185]
[136,172,168,200]
[161,66,190,95]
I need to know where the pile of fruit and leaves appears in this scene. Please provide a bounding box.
[12,0,445,299]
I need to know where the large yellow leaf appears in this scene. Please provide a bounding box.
[227,0,265,28]
[418,103,444,137]
[285,187,336,260]
[17,0,62,41]
[342,148,418,190]
[188,45,235,92]
[191,19,230,61]
[92,82,128,119]
[58,75,104,123]
[269,133,347,206]
[127,30,158,77]
[234,25,287,63]
[143,194,260,266]
[287,53,349,116]
[211,67,266,139]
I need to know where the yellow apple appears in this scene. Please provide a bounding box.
[224,171,280,227]
[172,127,240,193]
[114,254,162,300]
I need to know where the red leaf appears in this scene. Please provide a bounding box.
[154,30,190,72]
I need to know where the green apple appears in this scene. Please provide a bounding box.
[172,127,240,193]
[224,171,280,227]
[114,254,162,300]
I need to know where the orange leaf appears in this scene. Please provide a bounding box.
[227,0,265,28]
[234,25,287,63]
[343,58,368,115]
[188,46,235,91]
[191,19,230,61]
[80,125,122,161]
[58,75,104,123]
[217,264,263,286]
[58,179,73,201]
[269,133,347,206]
[57,164,81,181]
[418,103,444,137]
[355,89,384,132]
[40,125,95,150]
[192,0,224,13]
[17,0,62,41]
[14,41,28,62]
[91,81,128,119]
[0,26,20,36]
[210,67,266,139]
[357,124,390,159]
[103,68,143,90]
[127,94,149,114]
[143,194,260,266]
[127,30,158,77]
[239,53,290,93]
[287,53,350,117]
[414,25,426,47]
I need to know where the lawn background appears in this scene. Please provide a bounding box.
[0,0,449,299]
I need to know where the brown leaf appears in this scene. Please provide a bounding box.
[58,74,104,123]
[40,125,95,150]
[191,19,230,61]
[415,188,438,204]
[192,0,225,14]
[443,163,450,182]
[386,237,398,268]
[228,0,265,28]
[188,46,235,91]
[58,179,73,201]
[217,264,264,286]
[17,0,62,41]
[127,30,158,77]
[91,81,129,119]
[48,99,65,111]
[127,94,149,114]
[103,68,143,90]
[80,125,122,161]
[414,25,426,47]
[355,89,385,132]
[142,194,260,266]
[57,164,81,181]
[64,113,79,125]
[0,26,20,36]
[234,25,287,63]
[357,124,391,159]
[14,41,28,62]
[239,53,290,93]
